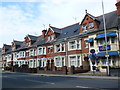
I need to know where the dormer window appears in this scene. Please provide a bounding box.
[26,42,30,47]
[89,22,94,29]
[82,24,87,31]
[48,36,50,41]
[51,34,55,40]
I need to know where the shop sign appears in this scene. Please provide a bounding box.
[99,45,111,51]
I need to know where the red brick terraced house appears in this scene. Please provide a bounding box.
[0,1,120,73]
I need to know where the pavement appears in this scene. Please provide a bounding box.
[30,73,118,80]
[2,71,119,80]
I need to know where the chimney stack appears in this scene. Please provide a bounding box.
[116,0,120,16]
[42,30,47,37]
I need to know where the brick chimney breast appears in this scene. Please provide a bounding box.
[42,30,47,37]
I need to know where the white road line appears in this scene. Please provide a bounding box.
[5,76,17,79]
[76,86,91,88]
[25,79,55,85]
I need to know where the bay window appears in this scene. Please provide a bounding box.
[55,57,61,67]
[55,56,65,67]
[70,56,76,66]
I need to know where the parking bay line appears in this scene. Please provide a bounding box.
[25,79,55,85]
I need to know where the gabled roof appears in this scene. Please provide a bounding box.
[81,12,99,24]
[97,10,118,30]
[12,40,23,46]
[34,35,46,46]
[3,44,11,50]
[27,34,38,41]
[56,23,80,39]
[81,10,118,31]
[49,26,61,34]
[2,44,12,54]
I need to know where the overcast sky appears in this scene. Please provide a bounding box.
[0,0,117,47]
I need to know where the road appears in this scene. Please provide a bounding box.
[1,72,119,89]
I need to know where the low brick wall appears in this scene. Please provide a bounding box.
[69,66,90,74]
[109,67,120,76]
[37,66,67,75]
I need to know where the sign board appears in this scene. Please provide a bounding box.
[99,45,111,51]
[90,49,95,53]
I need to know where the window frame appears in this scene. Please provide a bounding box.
[89,22,94,29]
[82,24,87,31]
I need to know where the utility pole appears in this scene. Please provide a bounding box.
[102,0,109,76]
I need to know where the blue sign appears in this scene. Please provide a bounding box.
[99,45,111,51]
[90,49,95,54]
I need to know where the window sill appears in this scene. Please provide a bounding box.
[68,48,81,51]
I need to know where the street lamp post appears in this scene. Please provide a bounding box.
[102,0,109,76]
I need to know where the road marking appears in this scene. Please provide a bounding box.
[5,76,17,79]
[76,86,91,88]
[25,79,55,85]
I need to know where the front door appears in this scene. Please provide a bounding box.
[83,57,90,70]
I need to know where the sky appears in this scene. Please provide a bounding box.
[0,0,117,47]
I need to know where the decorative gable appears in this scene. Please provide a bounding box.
[24,35,31,47]
[46,28,56,42]
[12,42,16,51]
[80,11,99,33]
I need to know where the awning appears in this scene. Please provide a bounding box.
[96,51,119,57]
[88,54,96,59]
[88,38,94,43]
[95,32,117,39]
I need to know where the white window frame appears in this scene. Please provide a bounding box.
[55,44,60,52]
[70,56,76,67]
[30,49,36,56]
[55,57,61,67]
[84,38,89,48]
[89,22,94,29]
[51,34,55,40]
[55,56,65,67]
[55,43,65,52]
[38,47,46,55]
[48,46,53,53]
[48,36,51,41]
[68,40,81,50]
[82,24,87,31]
[69,41,76,50]
[68,55,81,67]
